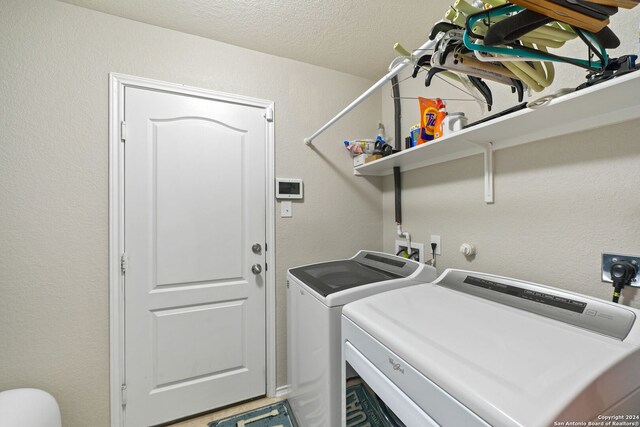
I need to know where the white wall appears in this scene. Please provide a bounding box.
[2,1,639,425]
[381,8,640,308]
[0,1,382,425]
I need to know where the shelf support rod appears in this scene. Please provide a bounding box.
[304,38,438,146]
[472,141,494,204]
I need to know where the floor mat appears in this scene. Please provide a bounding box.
[208,400,298,427]
[346,380,404,427]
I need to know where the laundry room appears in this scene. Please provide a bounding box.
[1,1,639,426]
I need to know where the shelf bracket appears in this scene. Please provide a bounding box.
[472,141,494,204]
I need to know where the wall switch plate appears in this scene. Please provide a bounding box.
[602,253,640,287]
[430,235,441,255]
[394,240,425,263]
[281,201,292,218]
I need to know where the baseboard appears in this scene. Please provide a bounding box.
[275,385,290,398]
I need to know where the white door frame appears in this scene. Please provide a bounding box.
[108,73,276,427]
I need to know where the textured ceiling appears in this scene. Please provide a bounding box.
[58,0,450,80]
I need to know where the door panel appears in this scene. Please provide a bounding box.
[154,118,244,286]
[124,87,266,426]
[152,300,247,388]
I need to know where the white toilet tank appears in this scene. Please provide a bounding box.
[0,388,61,427]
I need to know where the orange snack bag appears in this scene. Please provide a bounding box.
[418,97,445,144]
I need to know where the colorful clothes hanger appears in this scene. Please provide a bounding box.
[463,4,609,71]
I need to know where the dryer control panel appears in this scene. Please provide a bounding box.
[437,269,636,340]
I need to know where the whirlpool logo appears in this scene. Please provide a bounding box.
[388,357,404,374]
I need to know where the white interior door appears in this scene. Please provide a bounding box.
[123,86,267,426]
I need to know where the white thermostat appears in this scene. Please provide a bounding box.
[276,178,303,199]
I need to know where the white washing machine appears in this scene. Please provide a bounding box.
[342,269,640,426]
[287,250,437,427]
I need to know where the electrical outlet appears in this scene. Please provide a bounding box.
[394,240,425,263]
[602,253,640,287]
[430,235,441,255]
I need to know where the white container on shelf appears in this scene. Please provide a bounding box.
[443,112,467,136]
[353,153,366,167]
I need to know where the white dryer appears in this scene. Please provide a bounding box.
[287,250,437,427]
[342,269,640,426]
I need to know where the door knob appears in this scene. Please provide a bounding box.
[251,264,262,275]
[252,243,262,254]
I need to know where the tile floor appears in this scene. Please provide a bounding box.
[167,396,284,427]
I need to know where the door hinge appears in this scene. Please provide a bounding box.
[120,253,128,274]
[265,262,268,271]
[121,384,127,407]
[264,107,274,122]
[120,121,127,142]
